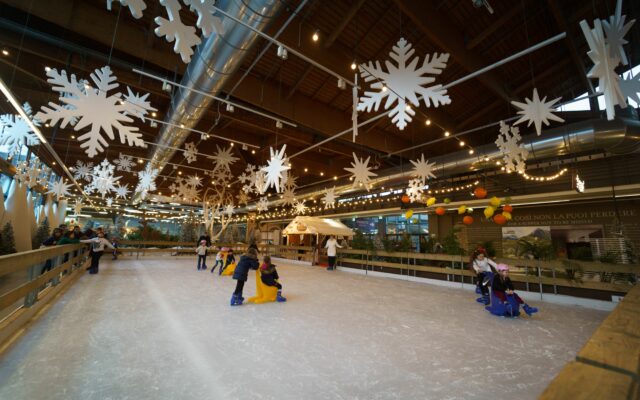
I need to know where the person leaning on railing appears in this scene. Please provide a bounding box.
[40,228,63,275]
[80,231,115,275]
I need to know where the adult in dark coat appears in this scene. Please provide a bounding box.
[230,248,259,306]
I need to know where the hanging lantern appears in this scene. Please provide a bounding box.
[503,204,513,213]
[426,197,437,207]
[435,206,446,216]
[463,215,474,225]
[405,209,414,219]
[466,207,474,213]
[502,211,512,221]
[457,205,467,214]
[473,187,487,199]
[484,206,495,219]
[401,194,410,203]
[444,198,451,204]
[493,213,507,225]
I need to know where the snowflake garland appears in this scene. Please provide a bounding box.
[261,145,290,193]
[344,152,377,191]
[35,66,152,157]
[113,152,135,172]
[183,141,198,164]
[135,165,159,200]
[495,121,528,174]
[0,102,40,155]
[357,38,451,130]
[410,154,436,185]
[511,88,565,136]
[323,187,338,209]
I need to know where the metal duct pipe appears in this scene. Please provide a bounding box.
[147,0,283,173]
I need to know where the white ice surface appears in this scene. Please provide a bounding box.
[0,256,608,400]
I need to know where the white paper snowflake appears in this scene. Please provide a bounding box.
[155,0,201,63]
[73,200,84,215]
[601,0,635,66]
[135,165,158,199]
[183,0,225,38]
[224,204,234,216]
[15,161,47,189]
[113,152,135,172]
[256,196,268,213]
[47,179,72,200]
[123,87,156,121]
[281,186,297,206]
[106,197,114,207]
[410,154,436,185]
[35,66,150,157]
[357,38,451,130]
[323,187,338,209]
[0,102,40,155]
[73,160,94,181]
[254,170,267,194]
[86,159,121,198]
[345,152,378,191]
[405,178,424,203]
[580,19,627,120]
[294,201,307,215]
[238,171,252,184]
[183,142,198,164]
[114,183,130,199]
[621,72,640,105]
[236,191,249,205]
[496,121,528,174]
[107,0,147,19]
[211,145,239,172]
[511,88,565,136]
[261,145,290,193]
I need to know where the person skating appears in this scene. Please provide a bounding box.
[210,247,224,273]
[81,231,115,275]
[470,247,497,304]
[491,264,538,316]
[230,248,259,306]
[195,240,208,271]
[260,255,286,302]
[220,249,235,275]
[325,235,342,270]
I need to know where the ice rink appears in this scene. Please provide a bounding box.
[0,256,608,400]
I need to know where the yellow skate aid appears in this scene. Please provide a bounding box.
[221,263,236,276]
[247,270,278,304]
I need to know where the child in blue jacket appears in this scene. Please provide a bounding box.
[230,248,259,306]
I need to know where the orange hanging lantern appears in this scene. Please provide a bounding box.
[493,214,507,225]
[473,187,488,199]
[503,204,513,213]
[463,215,474,225]
[401,194,410,203]
[435,206,446,216]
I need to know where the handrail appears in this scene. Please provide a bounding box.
[0,243,86,278]
[118,241,314,252]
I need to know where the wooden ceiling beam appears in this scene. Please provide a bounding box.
[466,2,524,50]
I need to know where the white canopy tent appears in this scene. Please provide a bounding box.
[282,216,354,237]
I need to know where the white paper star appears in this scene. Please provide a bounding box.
[344,152,377,191]
[114,183,130,199]
[410,154,436,184]
[47,179,73,200]
[211,145,239,172]
[224,204,234,216]
[601,0,635,66]
[294,201,308,215]
[281,186,297,206]
[323,187,338,208]
[261,145,291,193]
[256,196,268,212]
[511,88,565,136]
[73,200,84,215]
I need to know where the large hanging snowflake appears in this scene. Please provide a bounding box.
[579,19,626,120]
[211,145,239,172]
[261,145,290,193]
[155,0,201,63]
[107,0,147,19]
[35,66,153,157]
[15,161,49,189]
[405,179,424,203]
[47,179,73,200]
[256,196,269,213]
[323,187,338,209]
[621,72,640,105]
[183,142,198,164]
[601,0,635,66]
[496,121,528,174]
[86,159,121,198]
[294,201,307,215]
[410,154,436,185]
[113,152,135,172]
[0,102,40,155]
[73,160,94,181]
[281,186,297,206]
[511,88,565,136]
[357,38,451,130]
[135,165,158,200]
[183,0,225,38]
[345,152,377,191]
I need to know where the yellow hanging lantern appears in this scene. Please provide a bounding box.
[484,206,495,219]
[457,205,467,214]
[426,197,437,207]
[405,209,414,219]
[489,196,501,208]
[502,211,512,221]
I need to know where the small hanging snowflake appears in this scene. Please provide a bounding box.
[47,178,73,200]
[294,201,307,215]
[621,72,640,105]
[114,183,130,199]
[256,196,268,213]
[496,121,529,174]
[35,66,151,157]
[113,152,135,172]
[86,159,121,198]
[261,145,290,193]
[135,165,158,199]
[73,160,94,181]
[224,204,234,216]
[106,197,114,207]
[73,200,84,215]
[511,88,565,136]
[187,174,202,188]
[601,0,635,66]
[155,0,201,63]
[405,179,424,203]
[281,186,297,206]
[357,38,451,130]
[211,145,238,172]
[254,170,267,194]
[107,0,147,19]
[236,191,249,205]
[323,187,338,209]
[183,142,198,164]
[345,152,377,191]
[410,154,436,185]
[0,102,40,155]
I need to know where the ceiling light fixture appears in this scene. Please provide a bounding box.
[350,61,357,70]
[312,30,319,42]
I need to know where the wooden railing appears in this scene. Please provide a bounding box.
[337,248,639,296]
[0,244,90,346]
[539,284,640,399]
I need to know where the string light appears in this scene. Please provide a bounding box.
[425,119,431,126]
[312,30,319,42]
[521,168,568,181]
[351,61,357,70]
[444,131,450,137]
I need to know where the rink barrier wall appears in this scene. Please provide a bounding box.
[0,244,90,352]
[336,248,638,301]
[540,284,640,399]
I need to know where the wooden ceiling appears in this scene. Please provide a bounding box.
[0,0,636,203]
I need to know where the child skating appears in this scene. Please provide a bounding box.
[470,247,497,304]
[211,248,224,273]
[230,248,259,306]
[260,255,287,302]
[490,264,538,316]
[196,240,208,271]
